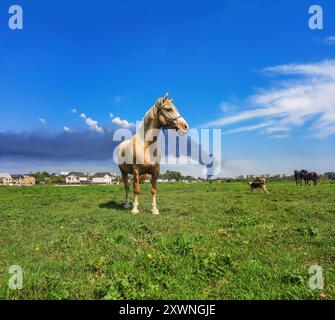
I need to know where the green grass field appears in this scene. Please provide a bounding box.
[0,181,334,300]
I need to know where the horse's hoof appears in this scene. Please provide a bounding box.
[152,209,160,215]
[124,202,130,209]
[131,209,139,215]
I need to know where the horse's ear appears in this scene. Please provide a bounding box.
[163,92,169,102]
[169,98,174,103]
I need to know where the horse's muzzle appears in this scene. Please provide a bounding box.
[175,117,189,135]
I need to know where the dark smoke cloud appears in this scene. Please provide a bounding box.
[0,130,123,161]
[0,129,213,175]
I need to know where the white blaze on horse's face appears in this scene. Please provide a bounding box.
[157,96,189,135]
[176,116,189,136]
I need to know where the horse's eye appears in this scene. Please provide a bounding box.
[166,108,173,112]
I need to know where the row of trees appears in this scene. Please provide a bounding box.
[159,171,197,182]
[28,170,335,185]
[31,171,193,184]
[324,172,335,180]
[31,172,65,185]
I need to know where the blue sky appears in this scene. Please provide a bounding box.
[0,0,335,176]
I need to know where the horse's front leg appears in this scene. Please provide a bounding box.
[132,171,140,214]
[151,175,159,215]
[122,172,130,209]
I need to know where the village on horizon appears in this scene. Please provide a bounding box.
[1,170,335,187]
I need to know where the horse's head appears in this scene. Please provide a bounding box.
[155,93,189,135]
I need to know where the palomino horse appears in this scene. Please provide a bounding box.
[118,93,189,215]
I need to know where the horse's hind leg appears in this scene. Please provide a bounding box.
[151,173,159,215]
[132,170,140,215]
[121,171,130,209]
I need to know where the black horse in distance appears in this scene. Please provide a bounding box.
[294,170,319,186]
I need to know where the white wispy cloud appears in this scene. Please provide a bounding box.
[64,126,71,132]
[112,116,135,128]
[220,102,235,113]
[204,60,335,138]
[261,126,290,134]
[271,134,290,139]
[114,96,122,104]
[324,36,335,45]
[109,113,114,119]
[79,113,104,133]
[39,118,46,125]
[72,108,77,113]
[223,122,272,135]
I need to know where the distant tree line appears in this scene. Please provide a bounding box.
[324,172,335,180]
[32,172,65,185]
[159,171,197,182]
[26,170,335,185]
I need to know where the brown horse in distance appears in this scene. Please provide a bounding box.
[294,170,319,186]
[118,93,189,215]
[303,171,319,186]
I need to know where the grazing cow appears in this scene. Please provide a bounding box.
[118,93,189,215]
[249,177,269,193]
